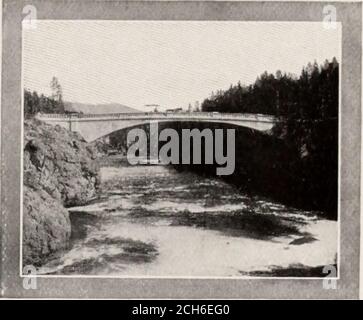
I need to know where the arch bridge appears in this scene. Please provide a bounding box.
[36,112,277,142]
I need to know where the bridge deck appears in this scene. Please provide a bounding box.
[36,112,277,142]
[36,112,276,123]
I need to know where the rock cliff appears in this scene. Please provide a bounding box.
[23,119,100,266]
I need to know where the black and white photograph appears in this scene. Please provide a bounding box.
[0,0,361,300]
[21,20,340,278]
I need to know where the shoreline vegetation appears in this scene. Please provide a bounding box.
[23,58,338,273]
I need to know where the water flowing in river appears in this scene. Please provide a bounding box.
[38,163,337,277]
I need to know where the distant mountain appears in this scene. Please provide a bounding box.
[64,102,142,114]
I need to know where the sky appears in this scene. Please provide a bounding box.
[23,21,341,112]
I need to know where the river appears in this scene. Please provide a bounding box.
[38,162,337,277]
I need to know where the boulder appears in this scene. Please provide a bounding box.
[23,186,71,266]
[22,119,100,266]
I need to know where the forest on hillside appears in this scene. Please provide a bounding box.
[199,58,339,218]
[201,58,338,119]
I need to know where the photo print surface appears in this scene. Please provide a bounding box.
[22,20,340,278]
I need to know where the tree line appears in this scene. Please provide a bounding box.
[24,77,65,117]
[201,57,338,119]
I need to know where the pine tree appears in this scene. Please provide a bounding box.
[50,77,62,102]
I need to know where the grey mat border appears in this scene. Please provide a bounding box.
[1,0,361,298]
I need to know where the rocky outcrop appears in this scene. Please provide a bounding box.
[23,186,71,266]
[23,119,100,266]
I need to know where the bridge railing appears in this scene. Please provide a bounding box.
[36,112,276,121]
